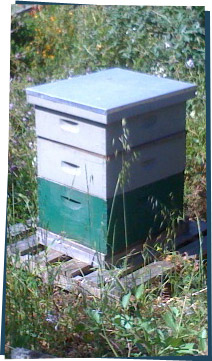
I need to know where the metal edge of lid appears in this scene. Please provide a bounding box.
[26,83,197,123]
[106,86,197,115]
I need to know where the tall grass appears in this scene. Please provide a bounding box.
[6,245,208,357]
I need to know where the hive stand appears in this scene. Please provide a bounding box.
[7,219,207,299]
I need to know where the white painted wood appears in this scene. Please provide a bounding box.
[37,137,107,198]
[37,228,105,267]
[37,132,186,199]
[35,108,107,155]
[35,102,186,156]
[107,132,186,197]
[107,102,186,154]
[27,94,107,123]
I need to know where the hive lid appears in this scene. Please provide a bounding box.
[26,68,196,124]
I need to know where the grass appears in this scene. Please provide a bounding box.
[5,249,208,357]
[6,4,207,358]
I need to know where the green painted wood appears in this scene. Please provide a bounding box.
[38,172,184,255]
[107,172,184,254]
[37,179,108,253]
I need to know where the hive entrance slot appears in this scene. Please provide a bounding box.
[60,118,79,133]
[61,195,82,210]
[61,161,81,176]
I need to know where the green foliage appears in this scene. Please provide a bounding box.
[6,246,208,357]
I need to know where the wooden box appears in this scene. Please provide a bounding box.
[26,68,196,264]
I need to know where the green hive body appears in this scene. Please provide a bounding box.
[38,172,184,255]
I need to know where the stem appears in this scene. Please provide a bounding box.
[176,267,195,338]
[100,326,119,357]
[196,215,204,286]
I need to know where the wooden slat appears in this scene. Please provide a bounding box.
[110,260,175,297]
[68,261,175,299]
[7,235,39,256]
[58,258,91,277]
[7,219,38,237]
[178,235,207,257]
[15,249,65,273]
[66,268,121,298]
[7,222,29,237]
[106,220,199,266]
[175,221,207,249]
[42,258,90,286]
[7,220,207,299]
[32,249,65,267]
[37,228,105,266]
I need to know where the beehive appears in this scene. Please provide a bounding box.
[26,68,196,264]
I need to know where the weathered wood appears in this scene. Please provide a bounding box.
[107,220,206,268]
[11,5,34,17]
[58,267,122,297]
[178,235,207,256]
[7,235,39,257]
[7,219,38,238]
[37,228,105,266]
[81,267,120,285]
[7,217,207,299]
[67,260,175,299]
[57,258,91,277]
[54,259,91,290]
[110,260,175,297]
[175,221,207,249]
[12,248,65,273]
[31,248,65,267]
[7,222,29,238]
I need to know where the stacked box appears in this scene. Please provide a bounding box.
[26,68,196,264]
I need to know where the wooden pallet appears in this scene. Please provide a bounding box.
[7,220,207,299]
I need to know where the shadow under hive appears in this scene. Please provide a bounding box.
[26,68,196,265]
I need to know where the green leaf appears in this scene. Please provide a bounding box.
[120,314,133,329]
[166,336,184,347]
[135,283,144,300]
[199,328,207,339]
[74,322,86,332]
[169,307,180,318]
[112,314,121,326]
[176,343,196,355]
[88,309,101,324]
[163,311,177,333]
[139,320,153,333]
[157,328,165,342]
[199,328,207,352]
[121,291,131,309]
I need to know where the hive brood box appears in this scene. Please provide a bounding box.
[26,68,196,265]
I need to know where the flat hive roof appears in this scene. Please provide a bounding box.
[26,68,196,122]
